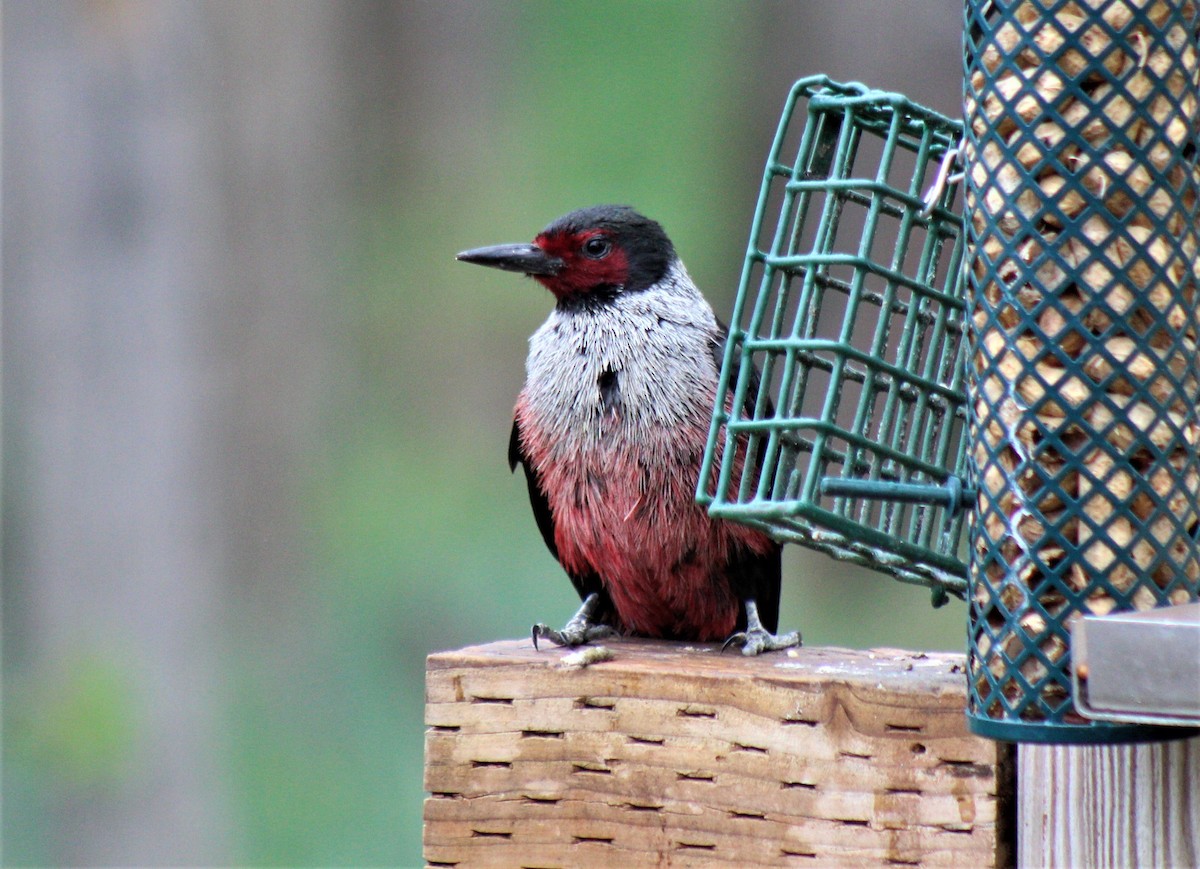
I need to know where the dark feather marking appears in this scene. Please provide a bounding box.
[586,467,607,495]
[672,546,699,572]
[598,366,621,416]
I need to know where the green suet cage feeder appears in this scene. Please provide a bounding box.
[698,75,973,605]
[702,2,1200,745]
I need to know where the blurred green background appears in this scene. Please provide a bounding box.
[3,2,965,865]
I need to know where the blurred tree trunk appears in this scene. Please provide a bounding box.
[3,1,344,863]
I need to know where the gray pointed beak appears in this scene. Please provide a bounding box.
[456,243,563,277]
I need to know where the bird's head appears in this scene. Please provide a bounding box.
[457,205,675,303]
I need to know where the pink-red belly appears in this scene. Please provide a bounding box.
[540,442,770,641]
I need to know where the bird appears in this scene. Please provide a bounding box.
[456,205,800,655]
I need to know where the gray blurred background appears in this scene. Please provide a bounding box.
[3,2,965,864]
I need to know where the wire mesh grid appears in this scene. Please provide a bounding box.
[698,76,971,602]
[964,0,1200,743]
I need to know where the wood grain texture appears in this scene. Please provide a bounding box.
[424,639,1014,867]
[1019,738,1200,869]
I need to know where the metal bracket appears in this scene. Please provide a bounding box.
[1072,603,1200,727]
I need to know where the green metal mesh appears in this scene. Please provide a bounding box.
[697,76,971,603]
[964,0,1200,743]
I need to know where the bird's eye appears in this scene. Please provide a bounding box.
[582,237,612,259]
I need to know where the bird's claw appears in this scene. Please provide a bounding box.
[531,621,616,651]
[532,592,616,651]
[722,627,802,656]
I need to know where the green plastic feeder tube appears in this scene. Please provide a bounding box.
[963,0,1200,744]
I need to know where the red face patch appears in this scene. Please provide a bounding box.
[533,229,630,299]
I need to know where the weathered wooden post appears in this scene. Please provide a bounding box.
[425,639,1014,866]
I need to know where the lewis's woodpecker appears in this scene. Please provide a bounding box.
[457,205,801,655]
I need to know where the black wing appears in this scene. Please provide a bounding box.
[710,319,784,634]
[509,417,614,619]
[709,317,771,425]
[728,540,783,634]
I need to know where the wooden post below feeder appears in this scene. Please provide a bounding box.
[424,639,1014,867]
[1019,739,1200,868]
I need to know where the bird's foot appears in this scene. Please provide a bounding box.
[532,592,616,650]
[532,621,616,650]
[722,597,802,656]
[722,626,802,656]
